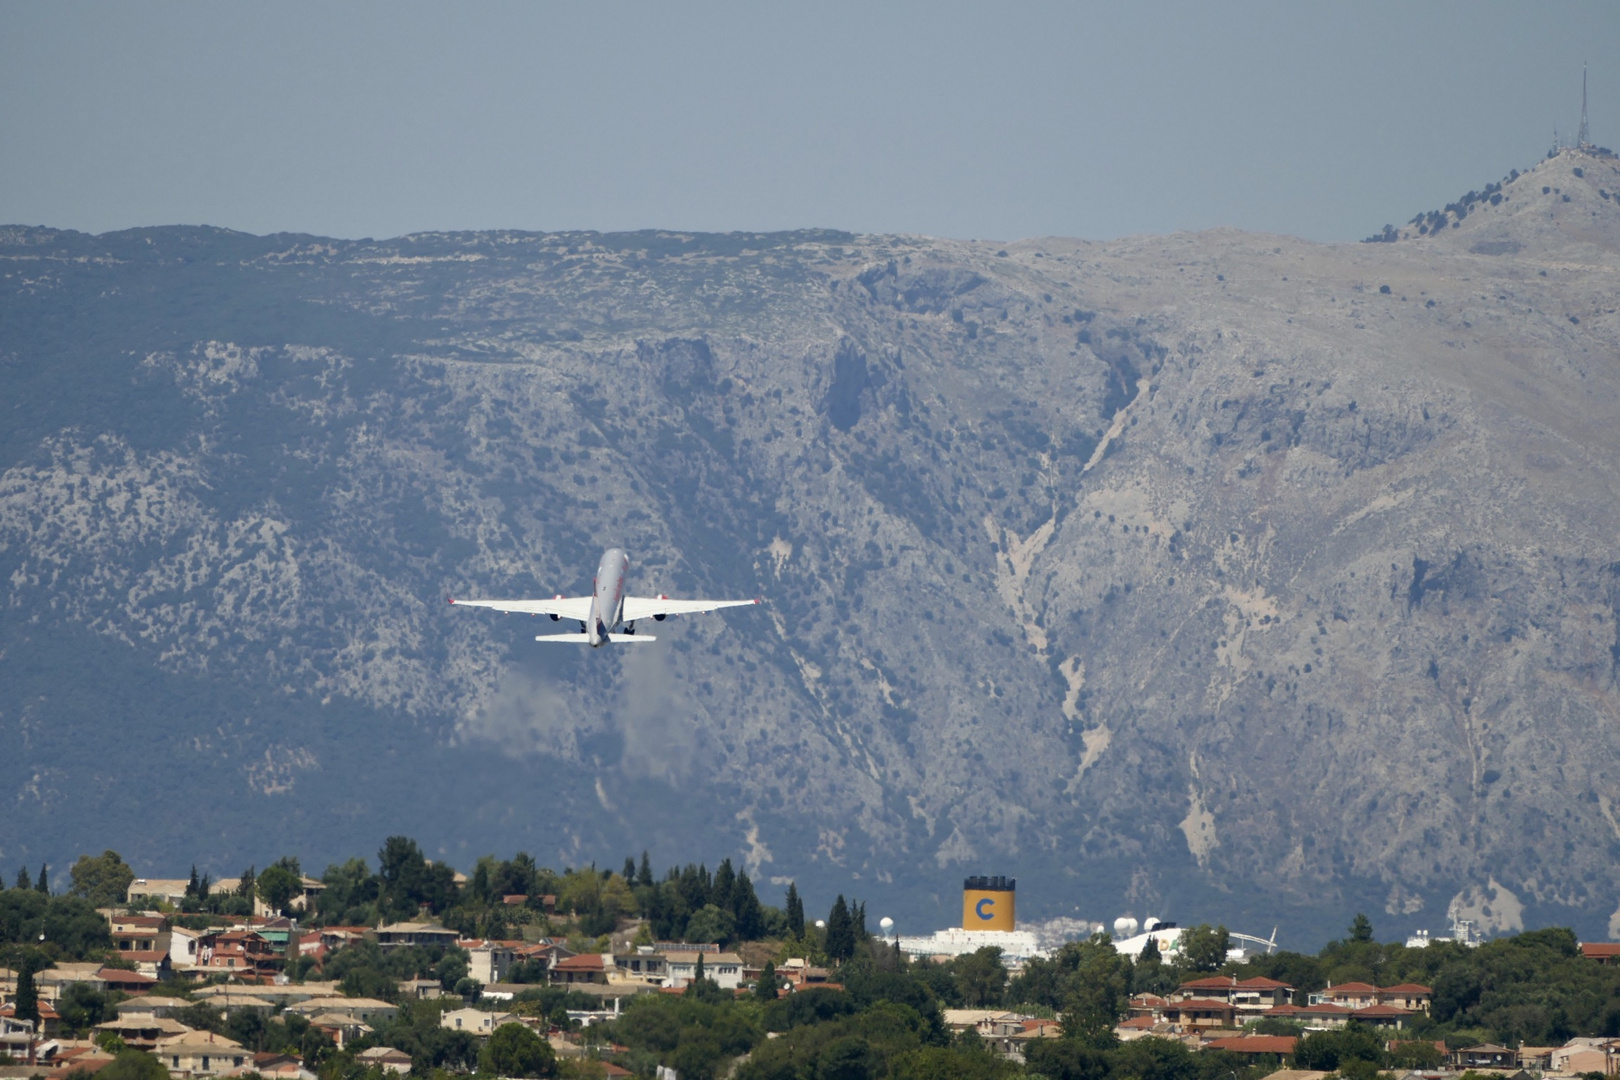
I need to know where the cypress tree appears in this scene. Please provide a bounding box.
[712,859,736,916]
[622,857,636,882]
[187,866,200,899]
[785,882,805,938]
[15,866,30,891]
[826,895,854,962]
[637,852,653,888]
[35,863,47,894]
[733,870,764,941]
[755,960,780,1001]
[853,901,867,944]
[15,965,39,1025]
[238,867,256,898]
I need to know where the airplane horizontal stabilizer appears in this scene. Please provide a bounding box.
[531,633,657,644]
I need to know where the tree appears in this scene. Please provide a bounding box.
[685,904,736,947]
[1139,935,1160,965]
[1059,935,1134,1044]
[15,866,31,891]
[1295,1024,1386,1071]
[479,1021,556,1077]
[785,883,805,938]
[1180,924,1231,972]
[1349,913,1374,943]
[638,852,654,888]
[186,867,200,900]
[755,960,780,1001]
[93,1048,170,1080]
[14,963,39,1025]
[953,947,1008,1007]
[257,864,302,914]
[623,857,637,883]
[237,867,256,899]
[69,851,136,908]
[36,863,48,894]
[826,896,855,962]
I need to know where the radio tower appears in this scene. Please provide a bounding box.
[1578,63,1591,149]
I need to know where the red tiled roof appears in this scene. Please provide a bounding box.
[1301,1003,1353,1015]
[1352,1005,1413,1017]
[1264,1004,1304,1016]
[1173,998,1238,1011]
[1324,981,1379,994]
[1118,1016,1157,1029]
[1207,1035,1298,1054]
[552,954,605,971]
[1235,976,1295,990]
[97,968,157,987]
[1581,943,1620,958]
[1381,983,1433,994]
[1180,976,1237,989]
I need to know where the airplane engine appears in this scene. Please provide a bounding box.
[550,614,560,621]
[654,613,666,621]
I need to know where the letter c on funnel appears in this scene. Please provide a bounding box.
[976,897,995,921]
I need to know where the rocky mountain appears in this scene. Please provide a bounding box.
[4,148,1620,946]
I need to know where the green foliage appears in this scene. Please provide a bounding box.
[377,837,458,919]
[0,889,114,958]
[827,896,856,962]
[1294,1024,1386,1071]
[1178,924,1231,973]
[257,863,302,915]
[607,993,762,1080]
[57,981,117,1036]
[755,959,781,1001]
[953,947,1009,1008]
[68,850,136,908]
[685,904,737,947]
[786,883,805,938]
[322,940,470,999]
[79,1049,169,1080]
[1349,913,1374,943]
[479,1022,556,1078]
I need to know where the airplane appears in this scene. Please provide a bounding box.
[449,547,761,646]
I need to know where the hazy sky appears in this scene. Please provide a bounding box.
[2,2,1615,243]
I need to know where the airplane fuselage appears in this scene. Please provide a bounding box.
[587,548,630,646]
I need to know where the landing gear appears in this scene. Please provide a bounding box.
[578,621,588,633]
[624,622,636,635]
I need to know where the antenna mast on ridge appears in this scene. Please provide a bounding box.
[1578,63,1591,148]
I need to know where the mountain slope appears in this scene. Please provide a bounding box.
[4,149,1620,944]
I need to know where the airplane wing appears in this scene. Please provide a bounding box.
[621,595,763,622]
[448,595,594,620]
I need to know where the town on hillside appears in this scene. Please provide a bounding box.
[3,844,1620,1080]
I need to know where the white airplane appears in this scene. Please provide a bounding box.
[449,547,761,646]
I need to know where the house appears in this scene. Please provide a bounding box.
[167,927,207,970]
[93,1016,195,1050]
[304,1014,372,1049]
[1177,976,1295,1014]
[1,1001,60,1039]
[440,1008,519,1036]
[1161,998,1239,1031]
[1293,1003,1355,1029]
[614,947,669,984]
[1453,1044,1518,1070]
[200,931,280,976]
[284,997,397,1024]
[1379,984,1433,1014]
[97,967,159,994]
[663,951,744,990]
[1579,943,1620,966]
[36,963,108,1002]
[1548,1039,1620,1076]
[113,996,192,1019]
[126,879,193,906]
[109,915,169,974]
[398,978,445,1000]
[777,959,835,989]
[355,1047,412,1075]
[158,1031,249,1077]
[463,940,520,986]
[1347,1005,1412,1029]
[1205,1035,1298,1057]
[1317,982,1381,1010]
[551,954,611,986]
[374,922,460,950]
[223,1052,316,1080]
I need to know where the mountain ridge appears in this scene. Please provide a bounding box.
[4,148,1620,947]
